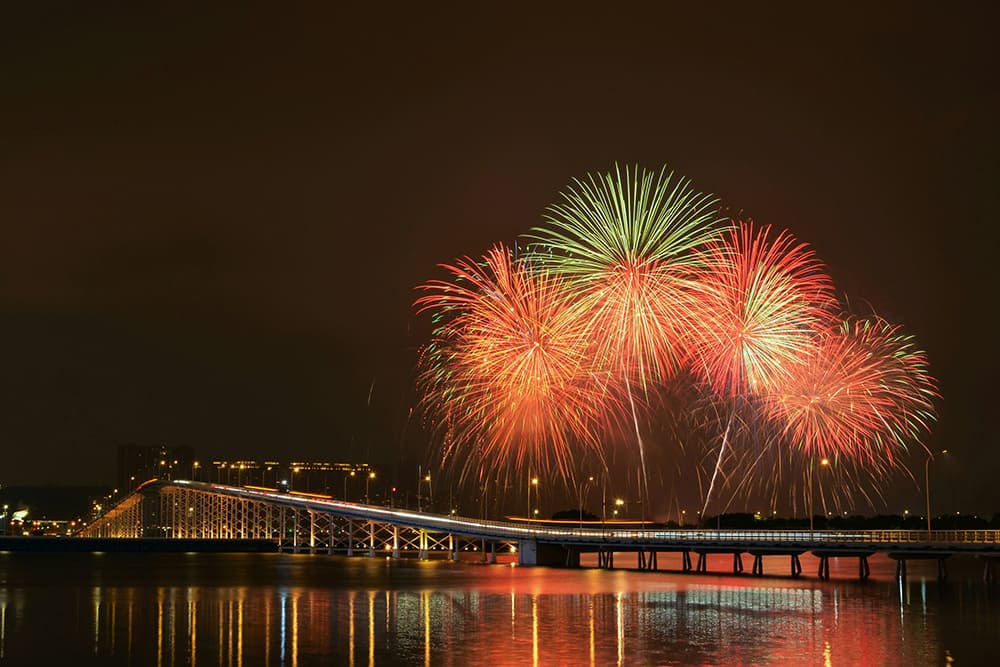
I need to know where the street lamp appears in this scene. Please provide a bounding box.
[424,473,433,511]
[365,471,376,504]
[344,470,356,501]
[528,476,539,523]
[925,449,948,534]
[808,457,830,533]
[601,475,608,527]
[577,476,594,527]
[613,497,624,518]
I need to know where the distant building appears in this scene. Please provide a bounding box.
[206,460,375,499]
[209,460,281,488]
[114,445,380,503]
[286,461,373,498]
[116,444,197,494]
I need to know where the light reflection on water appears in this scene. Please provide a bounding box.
[0,551,995,665]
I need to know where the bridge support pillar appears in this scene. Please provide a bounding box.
[597,548,614,569]
[450,535,458,562]
[418,530,427,560]
[518,539,537,566]
[368,521,375,557]
[859,555,870,580]
[818,556,830,580]
[682,550,692,572]
[518,541,572,567]
[328,515,335,555]
[696,552,707,573]
[790,554,802,578]
[752,554,764,576]
[890,552,948,582]
[393,526,399,559]
[636,549,657,571]
[347,519,353,557]
[490,541,496,564]
[732,552,743,574]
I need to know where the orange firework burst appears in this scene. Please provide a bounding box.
[688,220,839,398]
[415,244,613,482]
[765,316,939,466]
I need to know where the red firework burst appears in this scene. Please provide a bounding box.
[765,316,939,465]
[688,221,839,398]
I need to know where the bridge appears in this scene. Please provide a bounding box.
[79,480,1000,581]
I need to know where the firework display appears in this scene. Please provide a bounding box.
[414,164,939,512]
[414,244,614,483]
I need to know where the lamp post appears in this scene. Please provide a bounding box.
[425,473,433,511]
[528,476,539,523]
[613,497,624,518]
[577,475,594,527]
[344,470,355,501]
[925,449,948,534]
[601,475,608,528]
[365,471,376,504]
[808,458,829,533]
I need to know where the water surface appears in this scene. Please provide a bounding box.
[0,551,995,665]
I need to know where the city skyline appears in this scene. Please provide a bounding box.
[1,5,996,514]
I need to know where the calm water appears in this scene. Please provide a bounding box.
[0,550,996,665]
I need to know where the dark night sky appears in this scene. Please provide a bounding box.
[1,4,997,514]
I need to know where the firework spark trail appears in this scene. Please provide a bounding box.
[700,409,735,520]
[414,243,613,484]
[526,164,723,515]
[765,316,939,465]
[689,221,838,514]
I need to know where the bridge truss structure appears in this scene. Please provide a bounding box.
[79,480,517,562]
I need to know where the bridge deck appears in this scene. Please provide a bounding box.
[80,480,1000,566]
